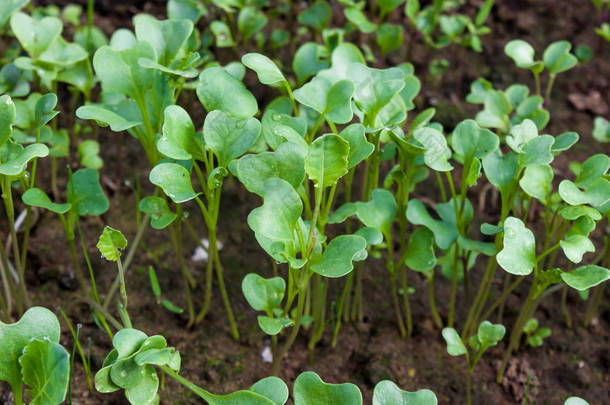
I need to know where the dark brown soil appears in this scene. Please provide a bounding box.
[2,1,609,404]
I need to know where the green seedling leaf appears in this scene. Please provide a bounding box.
[543,41,577,74]
[523,318,539,334]
[133,14,193,67]
[311,235,367,278]
[78,140,103,169]
[97,226,127,261]
[482,150,519,198]
[519,164,553,203]
[593,117,610,143]
[67,168,109,216]
[158,105,205,161]
[294,371,362,405]
[294,77,354,124]
[242,53,287,88]
[451,119,499,160]
[475,320,505,349]
[413,127,453,171]
[305,134,349,187]
[561,265,610,291]
[149,162,199,203]
[93,42,155,100]
[10,12,62,57]
[328,202,357,224]
[355,189,397,237]
[248,178,302,242]
[0,0,29,28]
[293,42,329,84]
[338,124,374,168]
[257,316,293,335]
[298,0,331,30]
[506,119,538,153]
[504,39,539,70]
[376,23,404,56]
[236,142,306,197]
[481,223,503,235]
[466,78,493,104]
[139,196,177,229]
[552,131,579,154]
[0,142,48,176]
[22,188,71,214]
[197,66,258,119]
[457,236,496,256]
[527,327,551,347]
[75,104,142,132]
[497,217,536,275]
[355,227,384,246]
[404,228,436,272]
[350,64,404,121]
[476,90,511,131]
[560,216,595,263]
[575,154,610,188]
[203,110,261,167]
[210,20,234,47]
[238,7,267,42]
[19,338,70,405]
[372,380,438,405]
[559,206,602,221]
[344,8,377,33]
[406,199,457,250]
[559,178,610,207]
[0,307,61,399]
[442,327,467,356]
[250,377,289,405]
[34,93,58,129]
[242,273,285,313]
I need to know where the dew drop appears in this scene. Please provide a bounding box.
[505,228,516,238]
[120,371,127,378]
[272,113,283,121]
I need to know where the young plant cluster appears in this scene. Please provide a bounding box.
[0,0,608,404]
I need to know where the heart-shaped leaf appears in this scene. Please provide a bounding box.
[242,53,287,88]
[149,162,199,203]
[441,327,467,356]
[138,196,177,229]
[355,189,397,237]
[543,41,577,74]
[10,12,62,57]
[67,168,109,216]
[404,228,436,272]
[311,235,367,278]
[294,371,362,405]
[157,105,205,161]
[451,119,499,160]
[0,142,48,176]
[561,265,610,291]
[97,226,127,261]
[519,164,553,203]
[22,187,71,214]
[250,377,289,405]
[242,273,285,313]
[294,77,354,124]
[505,39,538,69]
[372,380,437,405]
[497,217,536,276]
[406,199,457,250]
[305,134,349,187]
[338,124,374,168]
[197,66,258,119]
[248,178,302,242]
[413,126,453,171]
[203,110,261,167]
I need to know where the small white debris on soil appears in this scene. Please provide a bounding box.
[261,346,273,363]
[191,238,224,262]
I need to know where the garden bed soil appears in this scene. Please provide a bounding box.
[1,0,609,404]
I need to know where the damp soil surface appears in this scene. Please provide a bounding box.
[2,1,610,404]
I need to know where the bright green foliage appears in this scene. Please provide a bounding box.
[354,189,397,237]
[242,53,288,88]
[68,168,110,216]
[344,8,377,34]
[22,188,71,214]
[497,217,536,276]
[19,338,70,405]
[305,134,349,187]
[523,318,551,347]
[413,127,453,171]
[298,0,331,31]
[78,140,103,169]
[10,12,62,58]
[442,327,467,356]
[404,228,436,272]
[238,7,267,42]
[469,321,506,352]
[0,142,48,176]
[95,329,181,405]
[149,163,199,203]
[294,77,355,124]
[294,371,362,405]
[505,40,540,70]
[372,380,437,405]
[311,235,368,277]
[593,117,610,143]
[0,307,65,404]
[561,265,610,291]
[75,105,141,131]
[203,110,261,167]
[519,164,553,203]
[377,23,404,56]
[564,397,590,405]
[97,226,128,261]
[242,274,285,313]
[198,67,258,119]
[139,196,177,229]
[543,41,578,74]
[406,199,457,250]
[158,105,205,161]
